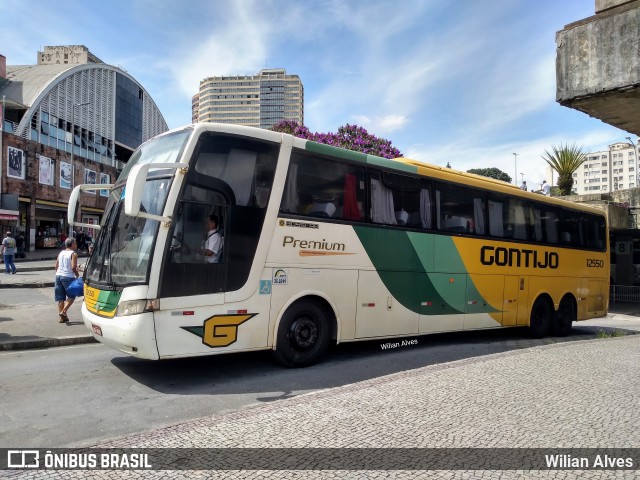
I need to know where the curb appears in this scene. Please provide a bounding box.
[0,281,55,289]
[0,335,97,351]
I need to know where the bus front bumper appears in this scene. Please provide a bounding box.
[82,303,159,360]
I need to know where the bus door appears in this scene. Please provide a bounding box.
[503,276,529,326]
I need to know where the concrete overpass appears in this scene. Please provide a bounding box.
[556,0,640,136]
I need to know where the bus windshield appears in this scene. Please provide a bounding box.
[84,129,192,287]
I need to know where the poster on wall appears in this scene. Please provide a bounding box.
[84,168,97,195]
[7,146,25,180]
[99,173,110,197]
[38,154,54,186]
[60,161,72,189]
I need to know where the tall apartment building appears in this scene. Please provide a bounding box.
[193,68,303,129]
[572,141,640,194]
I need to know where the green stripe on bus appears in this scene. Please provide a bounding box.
[353,227,496,315]
[305,141,368,163]
[97,290,120,313]
[304,141,417,174]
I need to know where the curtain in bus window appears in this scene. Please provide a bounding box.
[371,178,397,224]
[343,174,362,220]
[532,209,543,241]
[488,200,504,237]
[281,163,299,213]
[420,188,432,229]
[513,202,527,240]
[225,149,256,206]
[545,211,558,243]
[435,190,441,230]
[196,149,257,206]
[473,198,485,235]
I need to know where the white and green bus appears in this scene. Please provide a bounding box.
[69,123,609,367]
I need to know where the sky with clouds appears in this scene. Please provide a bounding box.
[1,0,634,187]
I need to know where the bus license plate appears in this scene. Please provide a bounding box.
[91,324,103,337]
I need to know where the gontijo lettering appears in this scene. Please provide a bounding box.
[283,235,345,252]
[480,246,559,269]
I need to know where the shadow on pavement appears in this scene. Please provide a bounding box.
[110,324,637,399]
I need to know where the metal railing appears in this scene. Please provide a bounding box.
[610,285,640,303]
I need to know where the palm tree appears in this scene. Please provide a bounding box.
[541,144,587,196]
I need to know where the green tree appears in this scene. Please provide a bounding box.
[467,167,511,183]
[541,144,586,196]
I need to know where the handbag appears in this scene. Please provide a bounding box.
[67,277,84,297]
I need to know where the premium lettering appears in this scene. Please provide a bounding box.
[480,246,559,269]
[283,235,345,252]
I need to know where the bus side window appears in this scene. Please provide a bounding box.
[436,182,484,235]
[280,150,365,222]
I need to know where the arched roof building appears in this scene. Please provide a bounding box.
[2,53,167,166]
[0,46,169,249]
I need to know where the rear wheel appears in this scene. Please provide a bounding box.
[529,297,552,338]
[274,300,331,368]
[553,298,575,336]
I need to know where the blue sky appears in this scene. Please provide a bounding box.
[1,0,634,188]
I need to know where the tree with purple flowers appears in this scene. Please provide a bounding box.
[271,121,403,159]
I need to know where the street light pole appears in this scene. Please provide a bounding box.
[513,153,518,186]
[70,101,90,191]
[70,101,90,236]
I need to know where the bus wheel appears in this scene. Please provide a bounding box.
[274,300,330,368]
[529,297,552,338]
[553,298,575,337]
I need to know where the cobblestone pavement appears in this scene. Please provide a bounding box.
[5,335,640,479]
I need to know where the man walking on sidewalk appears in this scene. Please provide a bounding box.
[2,231,17,275]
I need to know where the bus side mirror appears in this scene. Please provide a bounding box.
[124,164,150,218]
[68,184,114,230]
[124,163,188,222]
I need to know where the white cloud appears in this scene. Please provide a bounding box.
[351,114,408,134]
[168,1,272,96]
[404,126,629,188]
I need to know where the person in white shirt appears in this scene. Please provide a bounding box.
[54,237,79,323]
[203,214,223,263]
[536,180,551,196]
[520,181,527,191]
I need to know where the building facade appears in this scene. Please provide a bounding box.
[0,45,169,251]
[571,141,640,194]
[193,68,303,129]
[556,0,640,138]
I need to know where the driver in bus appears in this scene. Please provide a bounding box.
[203,214,223,263]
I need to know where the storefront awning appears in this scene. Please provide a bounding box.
[0,209,19,220]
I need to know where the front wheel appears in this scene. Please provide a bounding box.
[529,297,552,338]
[274,300,331,368]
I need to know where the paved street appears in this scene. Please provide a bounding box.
[3,335,639,479]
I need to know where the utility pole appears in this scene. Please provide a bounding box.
[512,153,518,186]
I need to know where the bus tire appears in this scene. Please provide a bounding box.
[529,297,552,338]
[553,298,575,337]
[274,300,330,368]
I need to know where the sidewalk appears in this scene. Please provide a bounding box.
[0,251,94,351]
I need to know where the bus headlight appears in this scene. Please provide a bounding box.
[116,299,159,317]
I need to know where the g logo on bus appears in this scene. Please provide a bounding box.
[181,314,256,348]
